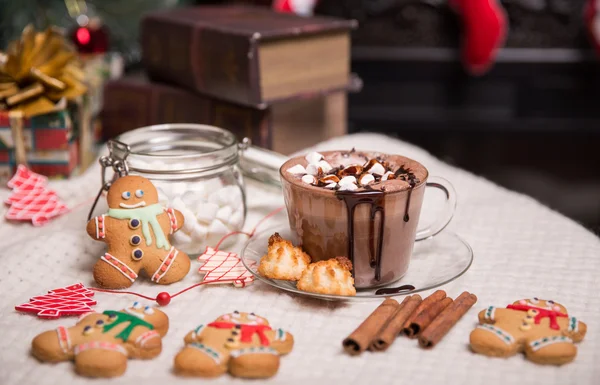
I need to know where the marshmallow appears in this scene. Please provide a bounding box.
[181,190,201,208]
[339,176,357,186]
[338,183,358,191]
[229,209,244,228]
[191,223,208,242]
[287,164,307,175]
[324,182,338,189]
[358,173,375,186]
[195,202,219,224]
[173,231,192,245]
[181,207,197,234]
[305,164,320,176]
[208,220,229,239]
[305,151,324,164]
[317,160,333,173]
[302,174,317,185]
[216,205,233,223]
[381,171,395,181]
[366,161,386,176]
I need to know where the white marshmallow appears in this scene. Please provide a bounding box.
[181,207,197,234]
[339,176,357,186]
[317,160,333,173]
[359,174,375,186]
[181,190,201,208]
[338,183,358,191]
[302,174,317,185]
[305,164,320,176]
[195,202,219,224]
[191,223,208,242]
[229,209,244,228]
[368,162,386,176]
[305,151,324,164]
[171,182,188,197]
[324,182,338,189]
[381,171,395,181]
[208,220,229,238]
[173,231,192,245]
[216,205,233,223]
[286,164,307,175]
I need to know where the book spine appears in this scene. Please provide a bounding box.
[141,16,257,105]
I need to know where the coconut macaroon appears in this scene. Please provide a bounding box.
[297,257,356,296]
[258,233,311,281]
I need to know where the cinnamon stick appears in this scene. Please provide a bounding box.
[405,297,453,338]
[342,298,400,355]
[370,294,423,351]
[401,290,446,335]
[419,292,478,348]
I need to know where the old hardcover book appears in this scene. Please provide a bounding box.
[141,5,356,107]
[101,75,270,147]
[101,74,351,155]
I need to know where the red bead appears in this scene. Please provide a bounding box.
[156,292,171,306]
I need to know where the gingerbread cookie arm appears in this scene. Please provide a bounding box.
[264,328,294,355]
[478,306,508,324]
[164,208,184,233]
[562,317,587,342]
[184,324,210,344]
[86,215,109,241]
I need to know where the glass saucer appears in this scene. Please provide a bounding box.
[241,224,474,301]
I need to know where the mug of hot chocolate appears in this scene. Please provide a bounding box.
[280,150,456,289]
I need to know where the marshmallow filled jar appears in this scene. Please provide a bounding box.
[116,124,246,255]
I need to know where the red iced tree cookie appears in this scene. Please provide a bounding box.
[449,0,508,75]
[198,247,256,287]
[15,283,97,319]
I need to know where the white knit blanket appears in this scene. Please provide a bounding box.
[1,133,598,385]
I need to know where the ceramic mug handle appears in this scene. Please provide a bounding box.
[415,176,457,241]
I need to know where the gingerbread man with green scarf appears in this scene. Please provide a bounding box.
[87,175,191,288]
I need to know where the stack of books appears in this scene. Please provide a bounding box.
[102,5,360,154]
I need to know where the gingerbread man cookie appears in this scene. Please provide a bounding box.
[174,311,294,378]
[31,302,169,377]
[470,298,587,365]
[87,175,191,288]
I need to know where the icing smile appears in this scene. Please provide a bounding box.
[120,201,147,209]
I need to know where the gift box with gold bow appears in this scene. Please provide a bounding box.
[0,25,96,182]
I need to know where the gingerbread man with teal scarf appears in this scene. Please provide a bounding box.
[87,175,191,288]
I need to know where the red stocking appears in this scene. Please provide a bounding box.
[585,0,600,57]
[273,0,319,16]
[449,0,508,75]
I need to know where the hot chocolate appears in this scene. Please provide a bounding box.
[280,150,429,289]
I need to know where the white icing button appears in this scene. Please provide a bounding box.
[287,164,307,175]
[305,151,324,164]
[196,202,219,224]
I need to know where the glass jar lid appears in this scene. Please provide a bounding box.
[116,124,239,179]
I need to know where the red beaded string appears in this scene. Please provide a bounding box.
[89,206,284,306]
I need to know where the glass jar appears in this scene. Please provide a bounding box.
[109,124,247,255]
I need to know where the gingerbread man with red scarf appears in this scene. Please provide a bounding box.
[174,311,294,378]
[470,298,587,365]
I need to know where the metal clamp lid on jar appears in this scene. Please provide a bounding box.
[88,123,288,220]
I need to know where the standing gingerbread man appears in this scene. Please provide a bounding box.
[87,175,191,288]
[174,311,294,378]
[470,298,587,365]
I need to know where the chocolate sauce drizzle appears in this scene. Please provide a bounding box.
[337,190,386,281]
[336,166,420,282]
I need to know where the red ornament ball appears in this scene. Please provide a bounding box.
[156,292,171,306]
